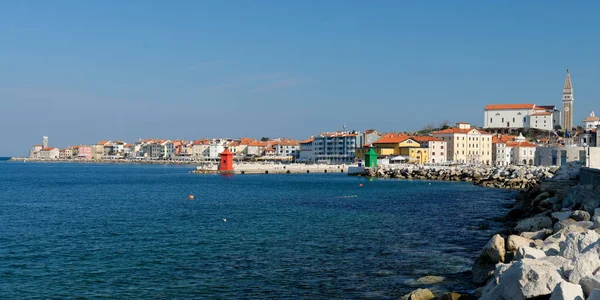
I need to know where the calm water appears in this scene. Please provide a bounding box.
[0,162,515,299]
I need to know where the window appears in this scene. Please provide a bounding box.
[502,118,504,122]
[490,118,493,123]
[513,118,515,122]
[432,152,435,155]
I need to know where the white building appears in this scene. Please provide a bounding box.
[412,136,447,164]
[432,123,493,165]
[273,140,300,157]
[39,147,59,159]
[29,145,42,158]
[483,104,560,131]
[492,133,536,166]
[298,131,359,164]
[582,111,600,129]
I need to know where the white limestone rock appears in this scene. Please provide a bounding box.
[401,288,435,300]
[515,216,553,234]
[592,216,600,229]
[555,218,578,233]
[560,231,600,260]
[549,281,585,300]
[480,259,563,300]
[472,234,505,284]
[540,256,575,278]
[515,246,547,260]
[521,229,553,240]
[507,235,535,251]
[569,247,600,286]
[580,276,600,298]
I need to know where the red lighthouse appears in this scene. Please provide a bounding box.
[218,147,234,173]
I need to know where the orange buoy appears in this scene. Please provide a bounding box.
[188,194,195,200]
[359,184,363,187]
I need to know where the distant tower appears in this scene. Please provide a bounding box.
[42,136,48,148]
[562,69,574,131]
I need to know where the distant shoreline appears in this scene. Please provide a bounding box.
[9,157,201,165]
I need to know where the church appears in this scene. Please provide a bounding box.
[483,70,573,132]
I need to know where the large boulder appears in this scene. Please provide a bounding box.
[540,256,575,278]
[515,216,553,234]
[401,288,435,300]
[549,281,585,300]
[559,230,600,260]
[580,276,600,298]
[552,211,573,222]
[472,234,505,284]
[571,210,591,222]
[568,246,600,285]
[507,235,536,251]
[515,246,546,260]
[520,229,553,240]
[480,259,563,299]
[554,218,577,233]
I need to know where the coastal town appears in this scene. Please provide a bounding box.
[21,71,600,170]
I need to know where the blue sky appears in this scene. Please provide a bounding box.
[1,1,599,156]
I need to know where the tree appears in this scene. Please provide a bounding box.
[422,123,436,132]
[554,125,562,131]
[438,120,450,130]
[260,137,270,142]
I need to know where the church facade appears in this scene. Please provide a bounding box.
[483,70,573,132]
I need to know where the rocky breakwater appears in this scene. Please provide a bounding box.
[472,162,600,299]
[362,165,558,189]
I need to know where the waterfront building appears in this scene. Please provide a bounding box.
[298,138,315,162]
[412,136,447,164]
[59,149,67,159]
[535,146,587,166]
[272,139,300,158]
[432,122,493,165]
[582,111,600,129]
[297,131,358,164]
[493,138,537,166]
[29,144,42,159]
[192,139,210,158]
[160,140,175,158]
[38,147,59,159]
[77,145,93,159]
[368,133,430,164]
[562,70,574,131]
[492,134,516,166]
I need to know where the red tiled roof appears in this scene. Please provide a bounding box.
[98,140,110,145]
[432,127,491,135]
[484,104,535,110]
[299,138,314,144]
[41,147,56,151]
[531,112,552,116]
[506,141,536,147]
[410,136,441,142]
[492,135,516,144]
[583,116,600,122]
[373,133,410,144]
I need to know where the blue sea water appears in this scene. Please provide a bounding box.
[0,162,516,299]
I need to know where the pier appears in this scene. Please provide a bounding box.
[192,163,348,174]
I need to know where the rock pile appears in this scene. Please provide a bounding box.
[472,162,600,299]
[361,165,558,189]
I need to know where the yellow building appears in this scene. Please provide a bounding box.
[432,122,493,165]
[369,133,429,164]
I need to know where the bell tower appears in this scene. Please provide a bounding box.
[562,69,574,131]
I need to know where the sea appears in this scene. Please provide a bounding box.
[0,161,516,299]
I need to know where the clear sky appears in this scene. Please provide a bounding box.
[1,1,599,156]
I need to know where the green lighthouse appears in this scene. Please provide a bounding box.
[364,146,378,168]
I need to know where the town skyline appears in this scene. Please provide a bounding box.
[2,1,600,156]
